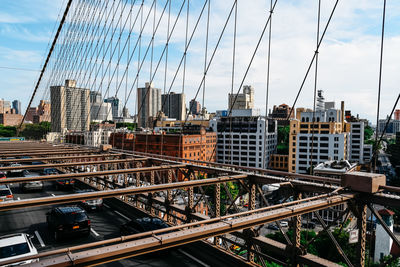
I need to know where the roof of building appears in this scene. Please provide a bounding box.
[314,160,358,174]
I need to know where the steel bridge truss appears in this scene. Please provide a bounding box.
[1,142,400,267]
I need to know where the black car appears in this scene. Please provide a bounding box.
[55,179,75,190]
[120,217,169,236]
[46,206,91,241]
[267,224,279,230]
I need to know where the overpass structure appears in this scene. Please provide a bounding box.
[1,141,399,267]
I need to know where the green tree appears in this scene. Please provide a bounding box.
[19,122,51,140]
[116,122,137,131]
[277,125,290,154]
[364,125,373,142]
[0,125,17,137]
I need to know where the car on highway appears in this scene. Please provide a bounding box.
[120,217,169,236]
[0,233,38,265]
[7,164,24,177]
[75,189,103,211]
[267,224,279,230]
[302,221,316,229]
[279,221,289,227]
[41,168,58,175]
[20,180,44,192]
[46,206,91,241]
[54,179,75,190]
[0,172,6,179]
[0,185,13,202]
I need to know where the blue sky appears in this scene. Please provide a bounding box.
[0,0,399,124]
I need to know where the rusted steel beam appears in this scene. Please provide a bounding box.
[0,150,98,157]
[126,150,341,184]
[0,153,121,164]
[0,164,187,185]
[0,174,247,211]
[15,193,354,267]
[0,158,149,171]
[0,148,83,154]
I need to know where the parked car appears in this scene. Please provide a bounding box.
[75,189,103,211]
[0,172,6,179]
[0,233,38,265]
[55,179,75,190]
[0,185,13,202]
[120,217,169,236]
[46,206,91,241]
[267,224,279,230]
[41,168,58,175]
[279,221,289,227]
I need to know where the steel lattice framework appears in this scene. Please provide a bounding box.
[0,141,399,267]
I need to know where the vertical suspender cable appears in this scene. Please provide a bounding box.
[374,0,386,171]
[229,1,237,165]
[310,0,321,175]
[18,0,73,134]
[202,0,211,119]
[263,0,273,169]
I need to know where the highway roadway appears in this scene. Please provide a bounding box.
[0,171,209,267]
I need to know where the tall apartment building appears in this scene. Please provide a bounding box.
[210,109,277,169]
[189,99,201,115]
[137,82,161,128]
[104,96,120,119]
[90,91,112,122]
[289,106,350,174]
[50,79,90,132]
[0,99,11,114]
[228,85,254,110]
[377,118,400,135]
[12,100,21,114]
[346,121,370,163]
[161,92,186,121]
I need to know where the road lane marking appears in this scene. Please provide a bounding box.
[114,211,130,221]
[90,228,100,237]
[103,204,110,209]
[177,249,210,267]
[34,231,45,247]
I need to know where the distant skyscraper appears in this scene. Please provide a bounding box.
[12,100,21,114]
[0,99,11,114]
[104,97,120,119]
[189,99,201,115]
[137,82,161,128]
[90,91,102,103]
[162,92,186,121]
[228,85,254,110]
[50,79,90,132]
[395,109,400,121]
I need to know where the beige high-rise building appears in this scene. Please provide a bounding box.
[50,80,90,132]
[137,82,161,128]
[288,106,350,174]
[228,85,254,110]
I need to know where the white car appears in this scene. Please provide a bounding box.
[279,221,289,227]
[0,233,38,266]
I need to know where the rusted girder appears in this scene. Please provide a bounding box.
[0,153,122,164]
[0,174,247,211]
[14,193,354,267]
[0,164,187,185]
[0,150,98,158]
[0,158,149,171]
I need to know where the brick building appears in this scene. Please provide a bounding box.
[269,154,289,171]
[109,127,217,163]
[0,113,23,126]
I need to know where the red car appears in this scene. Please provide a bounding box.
[0,172,6,179]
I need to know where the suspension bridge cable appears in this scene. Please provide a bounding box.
[18,0,73,134]
[286,0,340,120]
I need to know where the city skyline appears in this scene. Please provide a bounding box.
[1,1,400,123]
